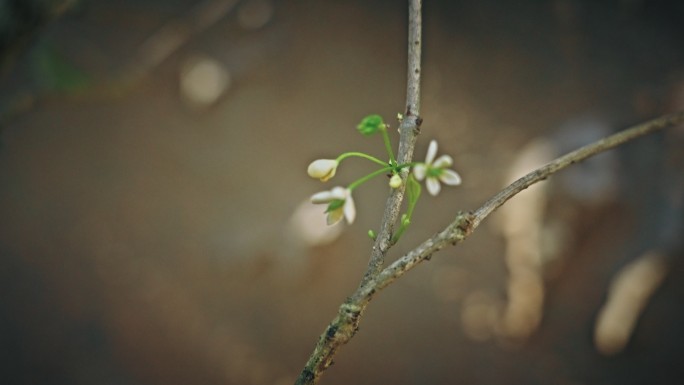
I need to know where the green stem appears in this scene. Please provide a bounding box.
[336,152,388,167]
[391,217,409,244]
[391,174,421,244]
[395,161,421,171]
[348,167,393,191]
[380,128,397,166]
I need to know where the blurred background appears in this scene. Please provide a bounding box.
[1,0,683,384]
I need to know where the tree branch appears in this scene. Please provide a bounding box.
[294,2,422,384]
[360,0,423,287]
[294,111,684,385]
[470,111,684,229]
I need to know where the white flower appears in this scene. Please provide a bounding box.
[413,140,462,196]
[310,186,356,225]
[307,159,338,182]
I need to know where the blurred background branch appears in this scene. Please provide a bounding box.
[0,0,244,128]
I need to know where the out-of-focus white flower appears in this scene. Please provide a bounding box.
[179,55,231,108]
[287,199,344,247]
[307,159,338,182]
[311,186,356,225]
[413,140,462,196]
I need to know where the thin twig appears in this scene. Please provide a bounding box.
[470,111,684,228]
[131,0,240,82]
[360,0,423,287]
[294,111,684,385]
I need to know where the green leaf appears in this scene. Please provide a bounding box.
[357,114,386,136]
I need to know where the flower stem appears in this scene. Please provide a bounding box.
[396,161,421,171]
[336,152,388,167]
[380,127,397,166]
[348,167,393,191]
[391,174,421,244]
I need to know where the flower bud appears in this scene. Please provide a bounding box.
[307,159,338,182]
[389,174,402,188]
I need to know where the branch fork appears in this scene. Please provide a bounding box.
[294,0,684,383]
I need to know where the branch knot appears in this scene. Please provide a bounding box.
[450,211,475,243]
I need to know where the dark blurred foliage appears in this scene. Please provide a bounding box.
[0,0,79,74]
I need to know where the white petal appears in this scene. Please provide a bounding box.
[413,164,427,181]
[425,140,438,164]
[426,177,441,196]
[432,154,453,169]
[343,193,356,224]
[439,169,462,186]
[311,190,335,203]
[329,186,347,198]
[310,186,346,203]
